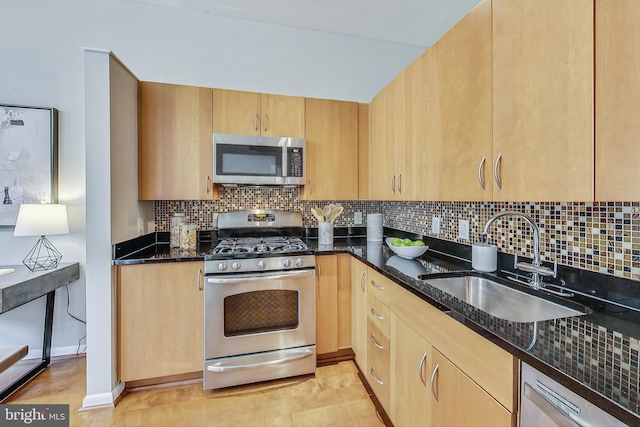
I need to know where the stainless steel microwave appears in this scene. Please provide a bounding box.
[213,133,306,187]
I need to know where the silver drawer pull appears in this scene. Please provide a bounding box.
[370,280,384,290]
[369,334,384,350]
[359,271,366,292]
[478,156,486,190]
[370,367,384,385]
[370,307,384,320]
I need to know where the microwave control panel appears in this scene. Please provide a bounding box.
[287,147,304,177]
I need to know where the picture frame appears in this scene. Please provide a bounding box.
[0,104,58,227]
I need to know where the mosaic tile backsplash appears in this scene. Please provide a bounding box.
[154,190,640,282]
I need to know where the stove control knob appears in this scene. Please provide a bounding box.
[231,262,241,271]
[258,260,266,269]
[282,259,291,268]
[217,262,228,272]
[295,258,304,267]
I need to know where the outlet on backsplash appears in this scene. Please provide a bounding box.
[458,220,470,241]
[432,216,441,235]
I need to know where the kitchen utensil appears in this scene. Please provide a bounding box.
[311,207,324,222]
[323,205,332,222]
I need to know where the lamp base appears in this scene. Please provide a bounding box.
[23,236,62,271]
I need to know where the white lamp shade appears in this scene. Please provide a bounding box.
[13,204,70,237]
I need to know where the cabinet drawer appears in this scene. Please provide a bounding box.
[367,340,390,412]
[368,268,391,305]
[367,293,390,339]
[367,319,390,355]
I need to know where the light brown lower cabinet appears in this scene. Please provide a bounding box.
[431,349,514,427]
[351,257,368,371]
[316,254,352,356]
[117,262,204,383]
[390,313,432,427]
[352,264,518,427]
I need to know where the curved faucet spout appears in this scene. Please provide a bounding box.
[481,211,541,266]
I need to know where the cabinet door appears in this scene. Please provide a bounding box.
[390,313,432,427]
[316,255,338,355]
[138,82,214,200]
[260,93,305,138]
[358,104,370,199]
[493,0,593,201]
[212,89,261,135]
[595,0,640,201]
[368,81,398,200]
[431,349,515,427]
[404,45,440,201]
[436,0,492,201]
[350,258,368,371]
[117,262,204,382]
[302,98,358,200]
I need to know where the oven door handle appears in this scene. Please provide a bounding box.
[206,348,314,372]
[206,269,314,284]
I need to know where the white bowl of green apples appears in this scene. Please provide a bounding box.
[386,237,428,260]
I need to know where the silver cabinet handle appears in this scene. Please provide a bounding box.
[478,156,486,190]
[370,280,384,290]
[494,153,502,189]
[430,364,439,402]
[254,113,259,132]
[523,382,591,427]
[390,174,396,194]
[263,114,268,132]
[197,268,202,291]
[206,176,211,194]
[207,348,314,372]
[359,271,365,292]
[370,333,384,350]
[370,307,384,320]
[398,173,402,193]
[418,352,427,386]
[370,367,384,385]
[309,178,312,195]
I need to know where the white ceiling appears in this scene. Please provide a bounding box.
[125,0,480,48]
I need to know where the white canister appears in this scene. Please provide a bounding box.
[318,222,334,245]
[472,243,498,272]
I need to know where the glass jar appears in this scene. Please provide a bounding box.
[170,213,185,248]
[180,223,197,250]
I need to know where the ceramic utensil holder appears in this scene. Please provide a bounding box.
[319,222,334,245]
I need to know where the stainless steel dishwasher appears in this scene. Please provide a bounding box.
[520,362,628,427]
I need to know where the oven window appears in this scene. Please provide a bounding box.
[217,144,282,176]
[223,290,299,337]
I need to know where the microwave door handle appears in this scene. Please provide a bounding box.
[206,269,314,284]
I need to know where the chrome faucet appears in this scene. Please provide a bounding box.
[480,211,556,289]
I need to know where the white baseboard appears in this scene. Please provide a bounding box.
[81,382,125,410]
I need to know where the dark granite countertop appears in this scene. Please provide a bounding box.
[113,230,640,424]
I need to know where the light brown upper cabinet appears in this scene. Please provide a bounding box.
[138,82,217,200]
[595,0,640,201]
[436,0,492,201]
[213,89,305,138]
[302,98,359,200]
[492,0,594,202]
[368,74,408,200]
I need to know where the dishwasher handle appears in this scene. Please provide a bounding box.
[523,382,589,427]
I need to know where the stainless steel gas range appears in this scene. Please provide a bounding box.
[203,210,316,390]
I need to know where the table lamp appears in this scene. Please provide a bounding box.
[13,204,69,271]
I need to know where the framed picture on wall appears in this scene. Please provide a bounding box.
[0,104,58,227]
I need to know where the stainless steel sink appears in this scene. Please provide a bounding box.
[423,275,587,323]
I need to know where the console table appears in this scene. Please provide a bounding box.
[0,262,80,401]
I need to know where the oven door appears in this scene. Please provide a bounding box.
[204,269,316,359]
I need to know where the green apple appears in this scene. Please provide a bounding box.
[412,240,425,246]
[391,238,402,246]
[402,238,412,245]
